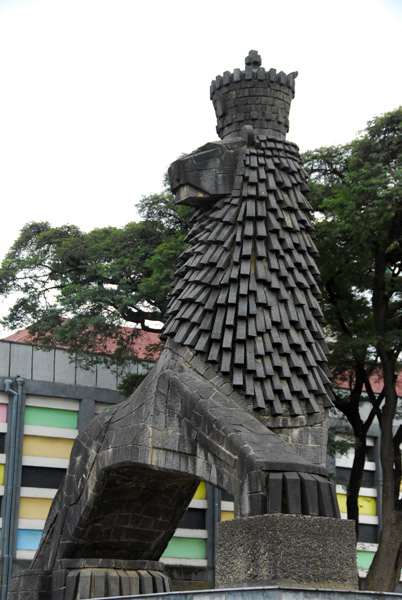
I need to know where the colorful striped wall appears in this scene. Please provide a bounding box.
[162,483,208,564]
[0,398,6,488]
[14,396,79,559]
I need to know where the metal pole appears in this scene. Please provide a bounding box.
[1,377,24,600]
[205,484,221,588]
[1,379,18,600]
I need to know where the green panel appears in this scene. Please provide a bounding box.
[356,550,375,569]
[25,406,77,429]
[162,537,206,559]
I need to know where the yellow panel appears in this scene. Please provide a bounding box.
[221,510,234,521]
[0,464,3,485]
[193,482,206,500]
[23,435,73,459]
[337,493,376,516]
[19,497,52,520]
[358,496,376,516]
[337,493,347,514]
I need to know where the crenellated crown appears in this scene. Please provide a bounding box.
[210,50,297,141]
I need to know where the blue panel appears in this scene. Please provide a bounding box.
[17,529,42,551]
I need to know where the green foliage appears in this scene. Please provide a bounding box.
[137,173,194,233]
[327,423,355,458]
[138,235,187,315]
[0,182,191,368]
[302,144,350,209]
[303,107,402,590]
[303,107,402,377]
[117,372,149,397]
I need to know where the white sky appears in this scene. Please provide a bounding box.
[0,0,401,331]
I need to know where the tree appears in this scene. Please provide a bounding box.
[303,107,402,591]
[0,183,192,369]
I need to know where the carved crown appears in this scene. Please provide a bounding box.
[210,50,298,141]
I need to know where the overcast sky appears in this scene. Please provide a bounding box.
[0,0,401,331]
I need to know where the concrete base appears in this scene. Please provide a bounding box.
[216,514,358,590]
[92,586,401,600]
[8,559,171,600]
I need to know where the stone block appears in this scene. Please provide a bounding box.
[290,427,310,445]
[54,349,75,384]
[32,346,55,382]
[0,341,10,376]
[310,426,328,446]
[216,513,358,589]
[290,442,322,465]
[76,364,96,387]
[10,342,32,379]
[96,364,117,389]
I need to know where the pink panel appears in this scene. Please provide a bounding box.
[0,403,7,423]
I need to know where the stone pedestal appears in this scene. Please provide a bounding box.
[216,514,358,590]
[9,559,171,600]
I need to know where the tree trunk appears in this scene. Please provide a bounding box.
[346,435,366,534]
[366,358,401,590]
[365,253,402,591]
[366,512,402,591]
[336,365,374,536]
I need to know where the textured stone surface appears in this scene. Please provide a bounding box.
[165,136,333,432]
[215,514,358,590]
[10,560,171,600]
[9,50,353,600]
[165,52,335,463]
[210,50,297,141]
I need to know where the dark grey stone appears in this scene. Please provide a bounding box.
[216,514,358,589]
[9,50,357,600]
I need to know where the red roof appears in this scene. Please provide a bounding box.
[2,327,162,361]
[334,371,402,397]
[4,329,401,395]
